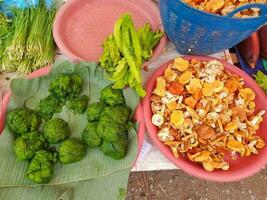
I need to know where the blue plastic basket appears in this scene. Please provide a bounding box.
[159,0,267,55]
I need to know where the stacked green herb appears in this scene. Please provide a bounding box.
[0,1,56,74]
[83,85,131,160]
[0,61,139,199]
[0,13,11,61]
[7,73,88,184]
[5,63,135,185]
[100,14,164,97]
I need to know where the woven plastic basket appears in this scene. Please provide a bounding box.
[159,0,267,55]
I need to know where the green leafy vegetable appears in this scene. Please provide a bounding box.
[43,118,70,144]
[100,84,125,106]
[58,138,86,164]
[97,120,126,142]
[100,14,164,97]
[96,105,130,142]
[100,105,131,125]
[254,71,267,93]
[101,136,127,160]
[27,150,57,184]
[14,131,46,161]
[49,74,83,100]
[7,108,41,135]
[87,102,106,122]
[100,35,122,72]
[67,95,89,114]
[138,23,164,62]
[36,95,64,120]
[82,122,102,148]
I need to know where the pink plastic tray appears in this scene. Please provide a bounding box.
[143,55,267,182]
[53,0,167,61]
[0,67,145,164]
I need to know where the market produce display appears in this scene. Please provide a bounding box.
[83,85,132,160]
[100,14,164,97]
[0,61,139,190]
[0,1,56,74]
[150,57,266,171]
[6,71,88,183]
[183,0,267,17]
[0,0,267,197]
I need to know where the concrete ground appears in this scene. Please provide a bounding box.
[127,168,267,200]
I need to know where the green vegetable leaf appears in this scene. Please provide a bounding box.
[100,14,163,97]
[254,70,267,93]
[138,23,164,62]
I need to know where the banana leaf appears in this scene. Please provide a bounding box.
[0,168,131,200]
[0,60,139,199]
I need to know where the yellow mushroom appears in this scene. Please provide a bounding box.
[153,77,166,97]
[164,66,177,82]
[227,139,245,155]
[170,110,185,127]
[173,57,190,72]
[179,71,193,85]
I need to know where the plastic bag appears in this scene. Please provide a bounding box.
[0,0,53,14]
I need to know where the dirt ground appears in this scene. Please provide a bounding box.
[127,167,267,200]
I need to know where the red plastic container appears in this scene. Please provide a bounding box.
[143,55,267,182]
[53,0,167,61]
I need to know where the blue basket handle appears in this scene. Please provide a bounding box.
[227,3,267,17]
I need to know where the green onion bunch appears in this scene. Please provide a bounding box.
[6,9,30,63]
[0,13,11,65]
[0,0,56,75]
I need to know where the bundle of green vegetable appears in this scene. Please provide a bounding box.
[83,85,131,160]
[100,14,164,97]
[0,13,11,62]
[0,61,139,200]
[6,72,88,184]
[0,1,56,74]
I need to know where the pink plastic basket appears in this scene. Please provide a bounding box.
[53,0,167,62]
[143,55,267,182]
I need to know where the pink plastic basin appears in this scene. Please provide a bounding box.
[0,67,145,164]
[143,55,267,182]
[53,0,167,62]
